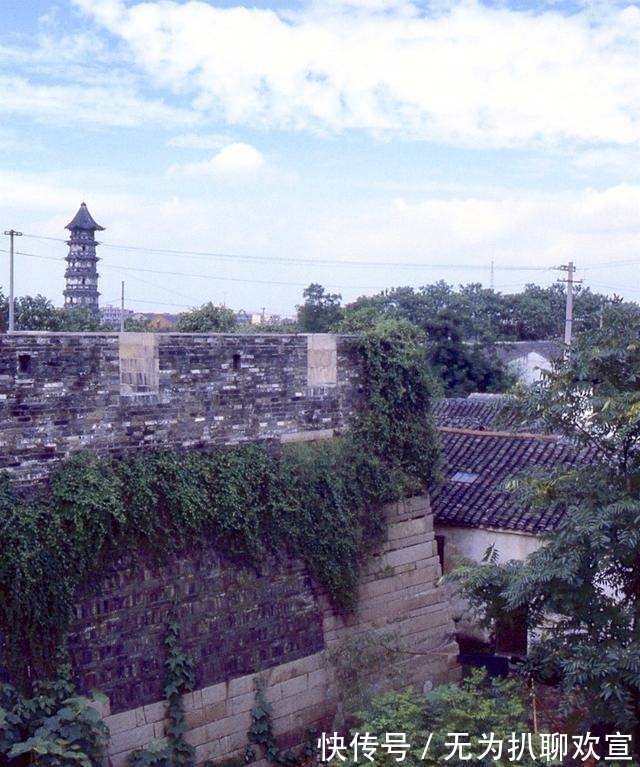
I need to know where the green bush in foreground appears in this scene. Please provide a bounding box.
[349,670,539,767]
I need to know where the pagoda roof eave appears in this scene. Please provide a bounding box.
[65,202,105,232]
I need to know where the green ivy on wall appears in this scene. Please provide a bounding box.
[127,621,196,767]
[0,321,440,686]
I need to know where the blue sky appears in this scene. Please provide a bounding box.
[1,0,640,317]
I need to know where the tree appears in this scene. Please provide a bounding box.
[0,291,110,332]
[175,302,237,332]
[342,285,513,396]
[296,283,343,332]
[0,293,61,331]
[453,304,640,750]
[348,670,537,767]
[124,315,153,332]
[56,306,104,331]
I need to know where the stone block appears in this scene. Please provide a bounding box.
[142,700,166,724]
[186,701,227,730]
[307,334,337,386]
[279,672,309,698]
[201,681,228,708]
[270,684,325,718]
[106,708,141,735]
[230,690,256,715]
[267,653,324,685]
[307,334,337,351]
[307,668,328,690]
[228,674,255,697]
[386,517,428,541]
[383,542,433,569]
[280,428,334,444]
[110,723,156,755]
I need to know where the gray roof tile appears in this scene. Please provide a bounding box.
[431,426,594,533]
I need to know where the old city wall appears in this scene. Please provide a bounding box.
[71,496,459,767]
[0,332,459,766]
[0,331,358,485]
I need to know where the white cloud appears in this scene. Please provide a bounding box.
[571,146,640,176]
[0,75,196,129]
[168,132,232,150]
[169,143,266,175]
[3,165,640,310]
[72,0,640,146]
[300,184,640,287]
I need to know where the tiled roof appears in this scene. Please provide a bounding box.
[431,426,594,533]
[65,202,105,232]
[432,395,513,431]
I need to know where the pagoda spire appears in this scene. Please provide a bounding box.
[63,202,104,312]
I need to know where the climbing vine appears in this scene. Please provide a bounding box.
[246,678,316,767]
[352,319,440,495]
[0,321,440,685]
[128,622,196,767]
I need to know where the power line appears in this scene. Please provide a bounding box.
[20,233,551,272]
[583,260,640,270]
[9,248,390,290]
[125,297,192,308]
[121,270,203,304]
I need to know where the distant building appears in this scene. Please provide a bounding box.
[140,313,176,330]
[494,340,561,385]
[235,309,283,326]
[63,202,104,312]
[235,310,251,326]
[100,304,133,328]
[250,312,281,325]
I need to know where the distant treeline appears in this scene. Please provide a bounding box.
[3,281,638,397]
[293,281,639,396]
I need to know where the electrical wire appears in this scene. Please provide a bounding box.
[20,233,552,272]
[7,248,389,290]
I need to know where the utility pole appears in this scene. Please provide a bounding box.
[3,229,22,332]
[557,261,581,346]
[490,259,495,291]
[120,281,125,333]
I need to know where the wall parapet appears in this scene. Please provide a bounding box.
[0,332,362,485]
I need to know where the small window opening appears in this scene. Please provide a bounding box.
[435,534,445,573]
[18,354,31,374]
[233,353,242,371]
[495,605,528,657]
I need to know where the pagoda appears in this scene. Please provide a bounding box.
[63,202,104,312]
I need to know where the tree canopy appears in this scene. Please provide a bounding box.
[297,282,343,332]
[174,302,237,332]
[452,306,640,751]
[0,291,109,332]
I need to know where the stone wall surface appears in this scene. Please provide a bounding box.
[0,332,361,485]
[85,496,459,767]
[0,332,459,767]
[68,552,324,715]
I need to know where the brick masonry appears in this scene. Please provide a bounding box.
[88,496,459,767]
[0,332,459,766]
[68,552,324,715]
[0,332,361,486]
